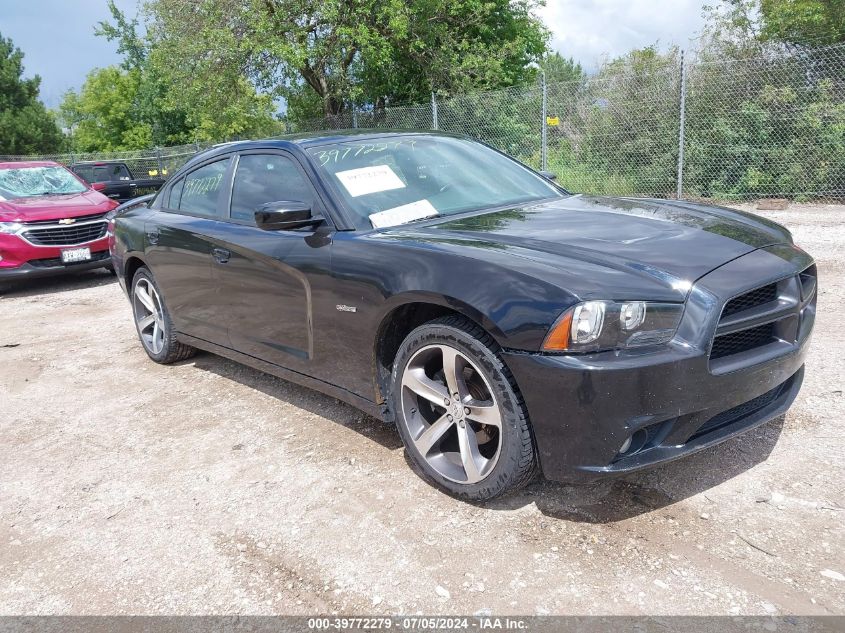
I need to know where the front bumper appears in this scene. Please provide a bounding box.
[503,244,815,483]
[0,233,111,280]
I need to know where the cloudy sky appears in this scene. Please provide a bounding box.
[4,0,709,109]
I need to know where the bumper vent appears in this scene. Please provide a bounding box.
[721,282,777,317]
[709,267,817,371]
[22,222,107,246]
[710,322,776,359]
[692,379,788,440]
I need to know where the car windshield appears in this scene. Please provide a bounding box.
[0,166,88,200]
[307,135,565,228]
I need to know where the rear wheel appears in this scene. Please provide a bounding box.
[131,267,195,364]
[389,315,537,500]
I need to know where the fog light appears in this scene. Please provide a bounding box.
[619,436,632,454]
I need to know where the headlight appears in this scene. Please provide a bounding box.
[0,222,23,234]
[542,301,684,352]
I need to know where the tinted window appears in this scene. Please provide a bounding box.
[72,165,95,182]
[73,164,131,182]
[165,177,185,209]
[179,159,228,217]
[230,154,313,222]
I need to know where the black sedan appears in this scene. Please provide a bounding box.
[110,131,816,500]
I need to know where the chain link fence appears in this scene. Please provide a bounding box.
[3,42,844,203]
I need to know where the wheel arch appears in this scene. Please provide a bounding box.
[123,254,148,290]
[372,293,507,407]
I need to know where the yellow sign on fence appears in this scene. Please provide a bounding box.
[546,116,560,127]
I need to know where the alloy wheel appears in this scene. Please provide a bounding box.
[133,278,166,355]
[400,344,503,484]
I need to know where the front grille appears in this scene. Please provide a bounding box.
[22,222,107,246]
[722,283,777,317]
[710,322,776,359]
[23,212,107,226]
[692,381,786,439]
[28,250,110,268]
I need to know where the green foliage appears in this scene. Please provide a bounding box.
[59,0,282,152]
[541,52,585,85]
[760,0,845,46]
[0,33,63,154]
[59,67,152,152]
[542,46,681,196]
[145,0,548,118]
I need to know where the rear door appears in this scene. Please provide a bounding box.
[201,150,334,374]
[143,155,234,346]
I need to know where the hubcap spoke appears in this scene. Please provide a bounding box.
[414,414,453,455]
[137,314,156,332]
[402,368,450,405]
[135,285,156,313]
[440,346,466,401]
[457,423,485,483]
[465,402,501,427]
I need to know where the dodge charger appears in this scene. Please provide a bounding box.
[110,131,816,500]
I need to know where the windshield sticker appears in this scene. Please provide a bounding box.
[335,165,406,198]
[369,199,438,229]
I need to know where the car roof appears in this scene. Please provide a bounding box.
[70,161,127,166]
[180,129,467,170]
[0,160,62,169]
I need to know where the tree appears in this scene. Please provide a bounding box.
[59,0,283,152]
[59,67,152,152]
[541,52,585,85]
[0,33,63,154]
[144,0,548,118]
[760,0,845,46]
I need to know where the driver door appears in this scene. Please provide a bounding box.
[201,150,334,374]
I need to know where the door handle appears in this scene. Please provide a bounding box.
[146,229,160,245]
[212,247,231,264]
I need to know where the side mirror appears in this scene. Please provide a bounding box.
[539,170,557,181]
[254,201,324,231]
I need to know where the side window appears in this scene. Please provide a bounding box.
[74,166,93,182]
[164,177,185,210]
[178,159,229,217]
[230,154,314,222]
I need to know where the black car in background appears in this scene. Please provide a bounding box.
[71,161,166,203]
[110,131,816,500]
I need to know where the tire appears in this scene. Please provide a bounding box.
[389,315,538,501]
[131,267,196,364]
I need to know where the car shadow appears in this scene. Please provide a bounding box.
[177,350,785,522]
[0,269,116,298]
[480,416,786,523]
[185,352,404,451]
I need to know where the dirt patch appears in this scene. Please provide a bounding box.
[0,206,842,615]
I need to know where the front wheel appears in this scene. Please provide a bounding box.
[389,316,538,500]
[131,267,195,364]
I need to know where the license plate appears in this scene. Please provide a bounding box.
[61,247,91,264]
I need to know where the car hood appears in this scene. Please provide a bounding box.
[392,195,792,286]
[0,191,116,222]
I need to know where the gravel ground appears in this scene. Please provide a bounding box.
[0,204,843,616]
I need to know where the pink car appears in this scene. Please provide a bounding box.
[0,161,119,280]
